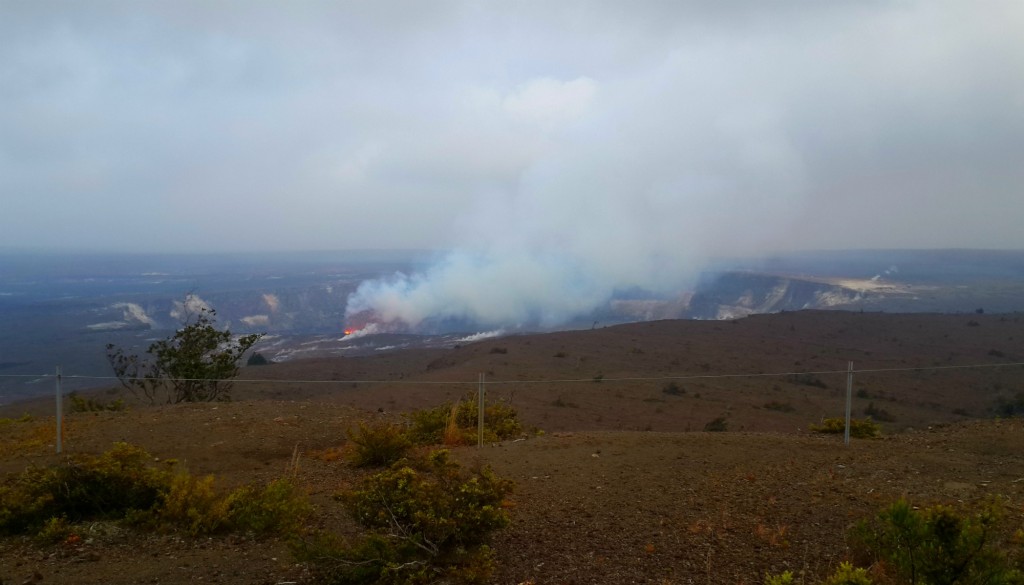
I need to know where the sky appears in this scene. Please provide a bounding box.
[1,0,1021,256]
[2,1,1024,328]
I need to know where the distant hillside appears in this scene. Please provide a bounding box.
[149,310,1024,437]
[3,249,1024,405]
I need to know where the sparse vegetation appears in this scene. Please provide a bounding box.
[662,381,686,396]
[767,563,872,585]
[992,392,1024,417]
[0,442,308,539]
[346,420,413,468]
[853,499,1022,585]
[704,416,728,432]
[0,413,33,425]
[296,449,512,584]
[763,400,795,413]
[106,303,262,403]
[810,417,881,438]
[823,562,872,585]
[788,373,828,389]
[68,391,126,413]
[405,393,521,446]
[863,401,895,422]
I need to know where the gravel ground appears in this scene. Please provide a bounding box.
[3,399,1022,585]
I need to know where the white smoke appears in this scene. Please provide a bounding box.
[170,294,212,321]
[346,70,808,330]
[341,323,384,340]
[870,265,900,282]
[113,302,156,327]
[262,293,280,313]
[453,330,506,344]
[241,314,271,327]
[347,64,809,330]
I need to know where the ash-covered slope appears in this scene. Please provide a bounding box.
[684,272,872,319]
[609,271,893,321]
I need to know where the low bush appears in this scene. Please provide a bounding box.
[0,413,34,425]
[296,450,512,584]
[0,443,308,539]
[68,391,126,413]
[150,472,230,535]
[662,382,686,396]
[405,394,521,446]
[810,417,881,438]
[766,563,872,585]
[0,419,58,458]
[764,400,795,413]
[764,570,795,585]
[853,499,1022,585]
[704,416,728,432]
[0,442,169,535]
[788,373,828,389]
[226,478,310,535]
[992,392,1024,417]
[346,420,412,468]
[863,402,895,422]
[824,562,872,585]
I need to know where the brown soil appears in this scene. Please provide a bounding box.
[2,311,1024,584]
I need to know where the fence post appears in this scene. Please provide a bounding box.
[55,366,63,454]
[844,361,853,446]
[478,373,485,448]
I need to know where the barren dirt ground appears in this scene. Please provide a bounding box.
[2,400,1023,585]
[2,311,1024,584]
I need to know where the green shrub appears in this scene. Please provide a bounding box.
[764,401,795,413]
[863,402,895,422]
[662,382,686,396]
[788,374,828,389]
[347,420,413,468]
[0,442,169,535]
[35,516,74,545]
[992,392,1024,417]
[404,394,521,446]
[765,571,795,585]
[0,443,308,539]
[68,391,126,413]
[704,416,728,432]
[854,499,1022,585]
[151,473,231,535]
[226,478,310,535]
[298,450,512,584]
[810,418,880,438]
[0,413,34,425]
[824,562,872,585]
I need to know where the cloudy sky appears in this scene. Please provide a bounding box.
[2,1,1022,257]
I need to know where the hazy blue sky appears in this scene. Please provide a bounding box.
[2,1,1022,256]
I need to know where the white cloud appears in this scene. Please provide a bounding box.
[501,77,597,128]
[0,1,1021,261]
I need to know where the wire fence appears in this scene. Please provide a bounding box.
[3,359,1023,454]
[2,360,1023,386]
